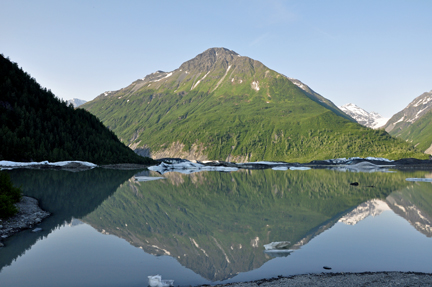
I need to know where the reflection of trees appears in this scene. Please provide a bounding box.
[1,168,141,272]
[83,169,414,281]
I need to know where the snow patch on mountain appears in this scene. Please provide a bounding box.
[251,81,260,91]
[339,199,390,225]
[66,98,87,107]
[339,103,388,129]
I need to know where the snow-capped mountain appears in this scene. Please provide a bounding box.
[66,98,87,107]
[384,90,432,133]
[338,199,390,225]
[339,103,389,129]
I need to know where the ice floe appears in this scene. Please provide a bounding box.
[263,241,293,254]
[324,157,394,164]
[148,161,238,174]
[135,176,165,182]
[148,275,174,287]
[406,178,432,182]
[251,161,287,165]
[0,160,97,170]
[272,166,288,171]
[289,167,311,171]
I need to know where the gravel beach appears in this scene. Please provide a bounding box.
[0,196,50,246]
[204,272,432,287]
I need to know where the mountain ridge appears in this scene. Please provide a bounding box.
[383,90,432,154]
[66,98,87,107]
[82,47,426,162]
[338,103,388,129]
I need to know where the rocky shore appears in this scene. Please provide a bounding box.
[0,196,50,247]
[204,272,432,287]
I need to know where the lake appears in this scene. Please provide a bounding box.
[1,167,432,287]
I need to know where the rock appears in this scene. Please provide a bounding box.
[0,225,3,228]
[0,242,4,247]
[1,235,8,239]
[32,228,42,232]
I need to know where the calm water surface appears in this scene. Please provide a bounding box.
[1,167,432,286]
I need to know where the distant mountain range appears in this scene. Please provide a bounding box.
[338,103,389,129]
[66,98,87,107]
[383,90,432,155]
[82,47,425,162]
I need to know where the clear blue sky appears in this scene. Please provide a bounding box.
[1,0,431,117]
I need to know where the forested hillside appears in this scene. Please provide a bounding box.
[0,54,153,164]
[83,48,427,162]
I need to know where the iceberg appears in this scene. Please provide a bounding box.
[272,166,288,171]
[324,157,394,164]
[289,167,311,171]
[134,176,165,182]
[0,160,97,170]
[406,178,432,182]
[263,241,292,253]
[148,161,238,174]
[148,275,174,287]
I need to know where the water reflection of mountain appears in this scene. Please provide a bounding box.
[387,177,432,237]
[82,169,415,281]
[337,173,432,237]
[1,168,142,272]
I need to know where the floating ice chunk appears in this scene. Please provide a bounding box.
[342,161,395,173]
[289,167,311,170]
[272,166,288,171]
[0,160,97,169]
[252,161,287,165]
[364,157,394,162]
[324,157,393,164]
[264,241,291,250]
[406,178,432,182]
[148,161,238,174]
[148,275,174,287]
[135,176,165,182]
[263,241,292,253]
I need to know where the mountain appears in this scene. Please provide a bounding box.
[0,54,154,164]
[82,47,426,162]
[384,90,432,154]
[66,98,87,107]
[338,103,389,129]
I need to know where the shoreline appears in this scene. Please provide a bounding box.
[0,196,50,247]
[1,157,432,172]
[202,271,432,287]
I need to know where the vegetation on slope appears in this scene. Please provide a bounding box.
[0,171,22,219]
[83,48,426,162]
[0,54,154,164]
[392,110,432,153]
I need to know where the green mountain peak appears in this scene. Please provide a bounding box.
[82,48,426,162]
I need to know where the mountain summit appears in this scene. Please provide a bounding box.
[82,48,424,162]
[339,103,388,129]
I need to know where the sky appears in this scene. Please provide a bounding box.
[1,0,431,118]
